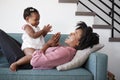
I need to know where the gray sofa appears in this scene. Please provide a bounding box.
[0,33,108,80]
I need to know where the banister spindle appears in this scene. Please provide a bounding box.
[111,0,114,38]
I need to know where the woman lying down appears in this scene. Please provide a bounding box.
[30,21,99,69]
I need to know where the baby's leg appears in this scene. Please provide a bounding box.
[10,55,32,72]
[10,48,35,71]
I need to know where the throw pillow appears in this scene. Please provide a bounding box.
[56,44,104,71]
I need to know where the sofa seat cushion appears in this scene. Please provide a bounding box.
[0,63,9,67]
[0,51,8,63]
[0,68,93,80]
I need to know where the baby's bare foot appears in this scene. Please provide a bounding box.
[10,62,18,72]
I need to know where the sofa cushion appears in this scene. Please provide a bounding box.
[0,52,8,63]
[57,44,104,71]
[8,33,23,44]
[0,63,9,67]
[0,68,93,80]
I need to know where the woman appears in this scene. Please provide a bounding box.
[30,21,99,69]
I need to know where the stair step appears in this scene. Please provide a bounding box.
[109,37,120,42]
[92,25,112,29]
[59,0,78,3]
[75,12,96,16]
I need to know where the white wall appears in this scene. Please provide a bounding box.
[0,0,77,34]
[0,0,120,80]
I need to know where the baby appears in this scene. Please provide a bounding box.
[10,7,52,71]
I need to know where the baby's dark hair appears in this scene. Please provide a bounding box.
[75,21,99,50]
[23,7,39,20]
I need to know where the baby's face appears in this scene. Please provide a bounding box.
[27,12,40,27]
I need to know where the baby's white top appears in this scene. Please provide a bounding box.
[21,24,45,50]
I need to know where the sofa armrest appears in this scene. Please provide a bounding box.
[84,52,108,80]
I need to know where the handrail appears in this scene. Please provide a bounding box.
[100,0,120,36]
[89,0,120,25]
[78,0,110,25]
[109,0,120,9]
[78,0,120,38]
[99,0,120,17]
[111,0,114,38]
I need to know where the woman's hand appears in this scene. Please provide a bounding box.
[47,32,61,47]
[40,32,61,53]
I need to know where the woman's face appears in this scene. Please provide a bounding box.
[26,12,40,27]
[65,29,83,47]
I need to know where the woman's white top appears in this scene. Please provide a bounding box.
[21,24,45,50]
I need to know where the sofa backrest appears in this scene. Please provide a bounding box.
[8,33,23,44]
[8,33,68,45]
[44,34,68,45]
[0,33,68,64]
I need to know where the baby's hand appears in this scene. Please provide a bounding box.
[42,24,52,33]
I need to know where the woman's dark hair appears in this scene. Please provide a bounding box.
[23,7,39,20]
[76,21,87,29]
[75,21,99,50]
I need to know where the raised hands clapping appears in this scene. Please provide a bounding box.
[40,32,61,53]
[42,24,52,36]
[47,32,61,47]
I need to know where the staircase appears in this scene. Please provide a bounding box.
[59,0,120,42]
